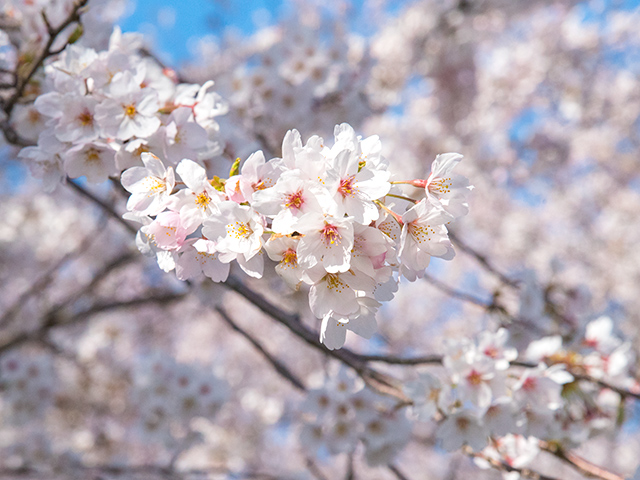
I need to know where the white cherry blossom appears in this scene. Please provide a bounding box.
[296,213,355,273]
[121,152,175,216]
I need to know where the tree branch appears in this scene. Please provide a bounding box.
[422,271,491,307]
[66,179,138,234]
[540,442,624,480]
[3,0,89,117]
[448,230,520,288]
[388,463,412,480]
[0,220,102,329]
[470,450,561,480]
[215,305,307,392]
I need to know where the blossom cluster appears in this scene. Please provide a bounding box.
[17,28,226,190]
[299,369,411,466]
[404,317,635,471]
[121,123,472,349]
[0,350,58,426]
[131,354,229,447]
[3,1,640,478]
[186,18,374,157]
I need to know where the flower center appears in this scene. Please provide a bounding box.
[195,192,211,209]
[282,248,297,266]
[455,416,470,431]
[144,177,165,193]
[338,175,356,198]
[85,148,101,163]
[429,177,452,195]
[28,109,42,124]
[124,104,137,117]
[321,223,341,245]
[325,273,346,292]
[285,190,304,210]
[522,377,537,391]
[409,224,435,243]
[228,221,252,239]
[484,346,499,358]
[466,369,483,386]
[77,109,94,126]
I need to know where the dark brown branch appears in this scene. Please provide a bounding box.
[221,275,411,404]
[0,290,184,355]
[215,305,307,392]
[359,353,443,365]
[0,120,33,146]
[0,252,136,354]
[540,442,624,480]
[470,450,561,480]
[139,47,189,84]
[305,458,330,480]
[66,179,138,234]
[0,221,101,329]
[3,0,89,117]
[388,463,412,480]
[573,372,640,401]
[58,182,640,412]
[0,464,284,479]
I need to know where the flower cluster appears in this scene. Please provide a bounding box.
[17,28,226,190]
[299,369,411,466]
[187,18,374,158]
[131,354,229,446]
[0,351,58,425]
[121,123,472,349]
[405,318,635,470]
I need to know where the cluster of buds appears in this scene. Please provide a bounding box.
[121,123,472,349]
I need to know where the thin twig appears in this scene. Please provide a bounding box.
[0,120,34,146]
[0,290,184,355]
[422,272,490,307]
[470,450,561,480]
[344,452,354,480]
[540,442,624,480]
[358,353,443,365]
[221,275,411,404]
[215,305,307,391]
[66,179,137,234]
[511,360,640,402]
[305,458,330,480]
[0,220,101,329]
[54,181,640,412]
[0,464,284,479]
[139,47,188,84]
[0,252,136,354]
[3,0,89,117]
[448,230,520,288]
[422,272,549,336]
[388,463,412,480]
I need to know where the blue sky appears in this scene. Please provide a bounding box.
[118,0,287,65]
[117,0,379,66]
